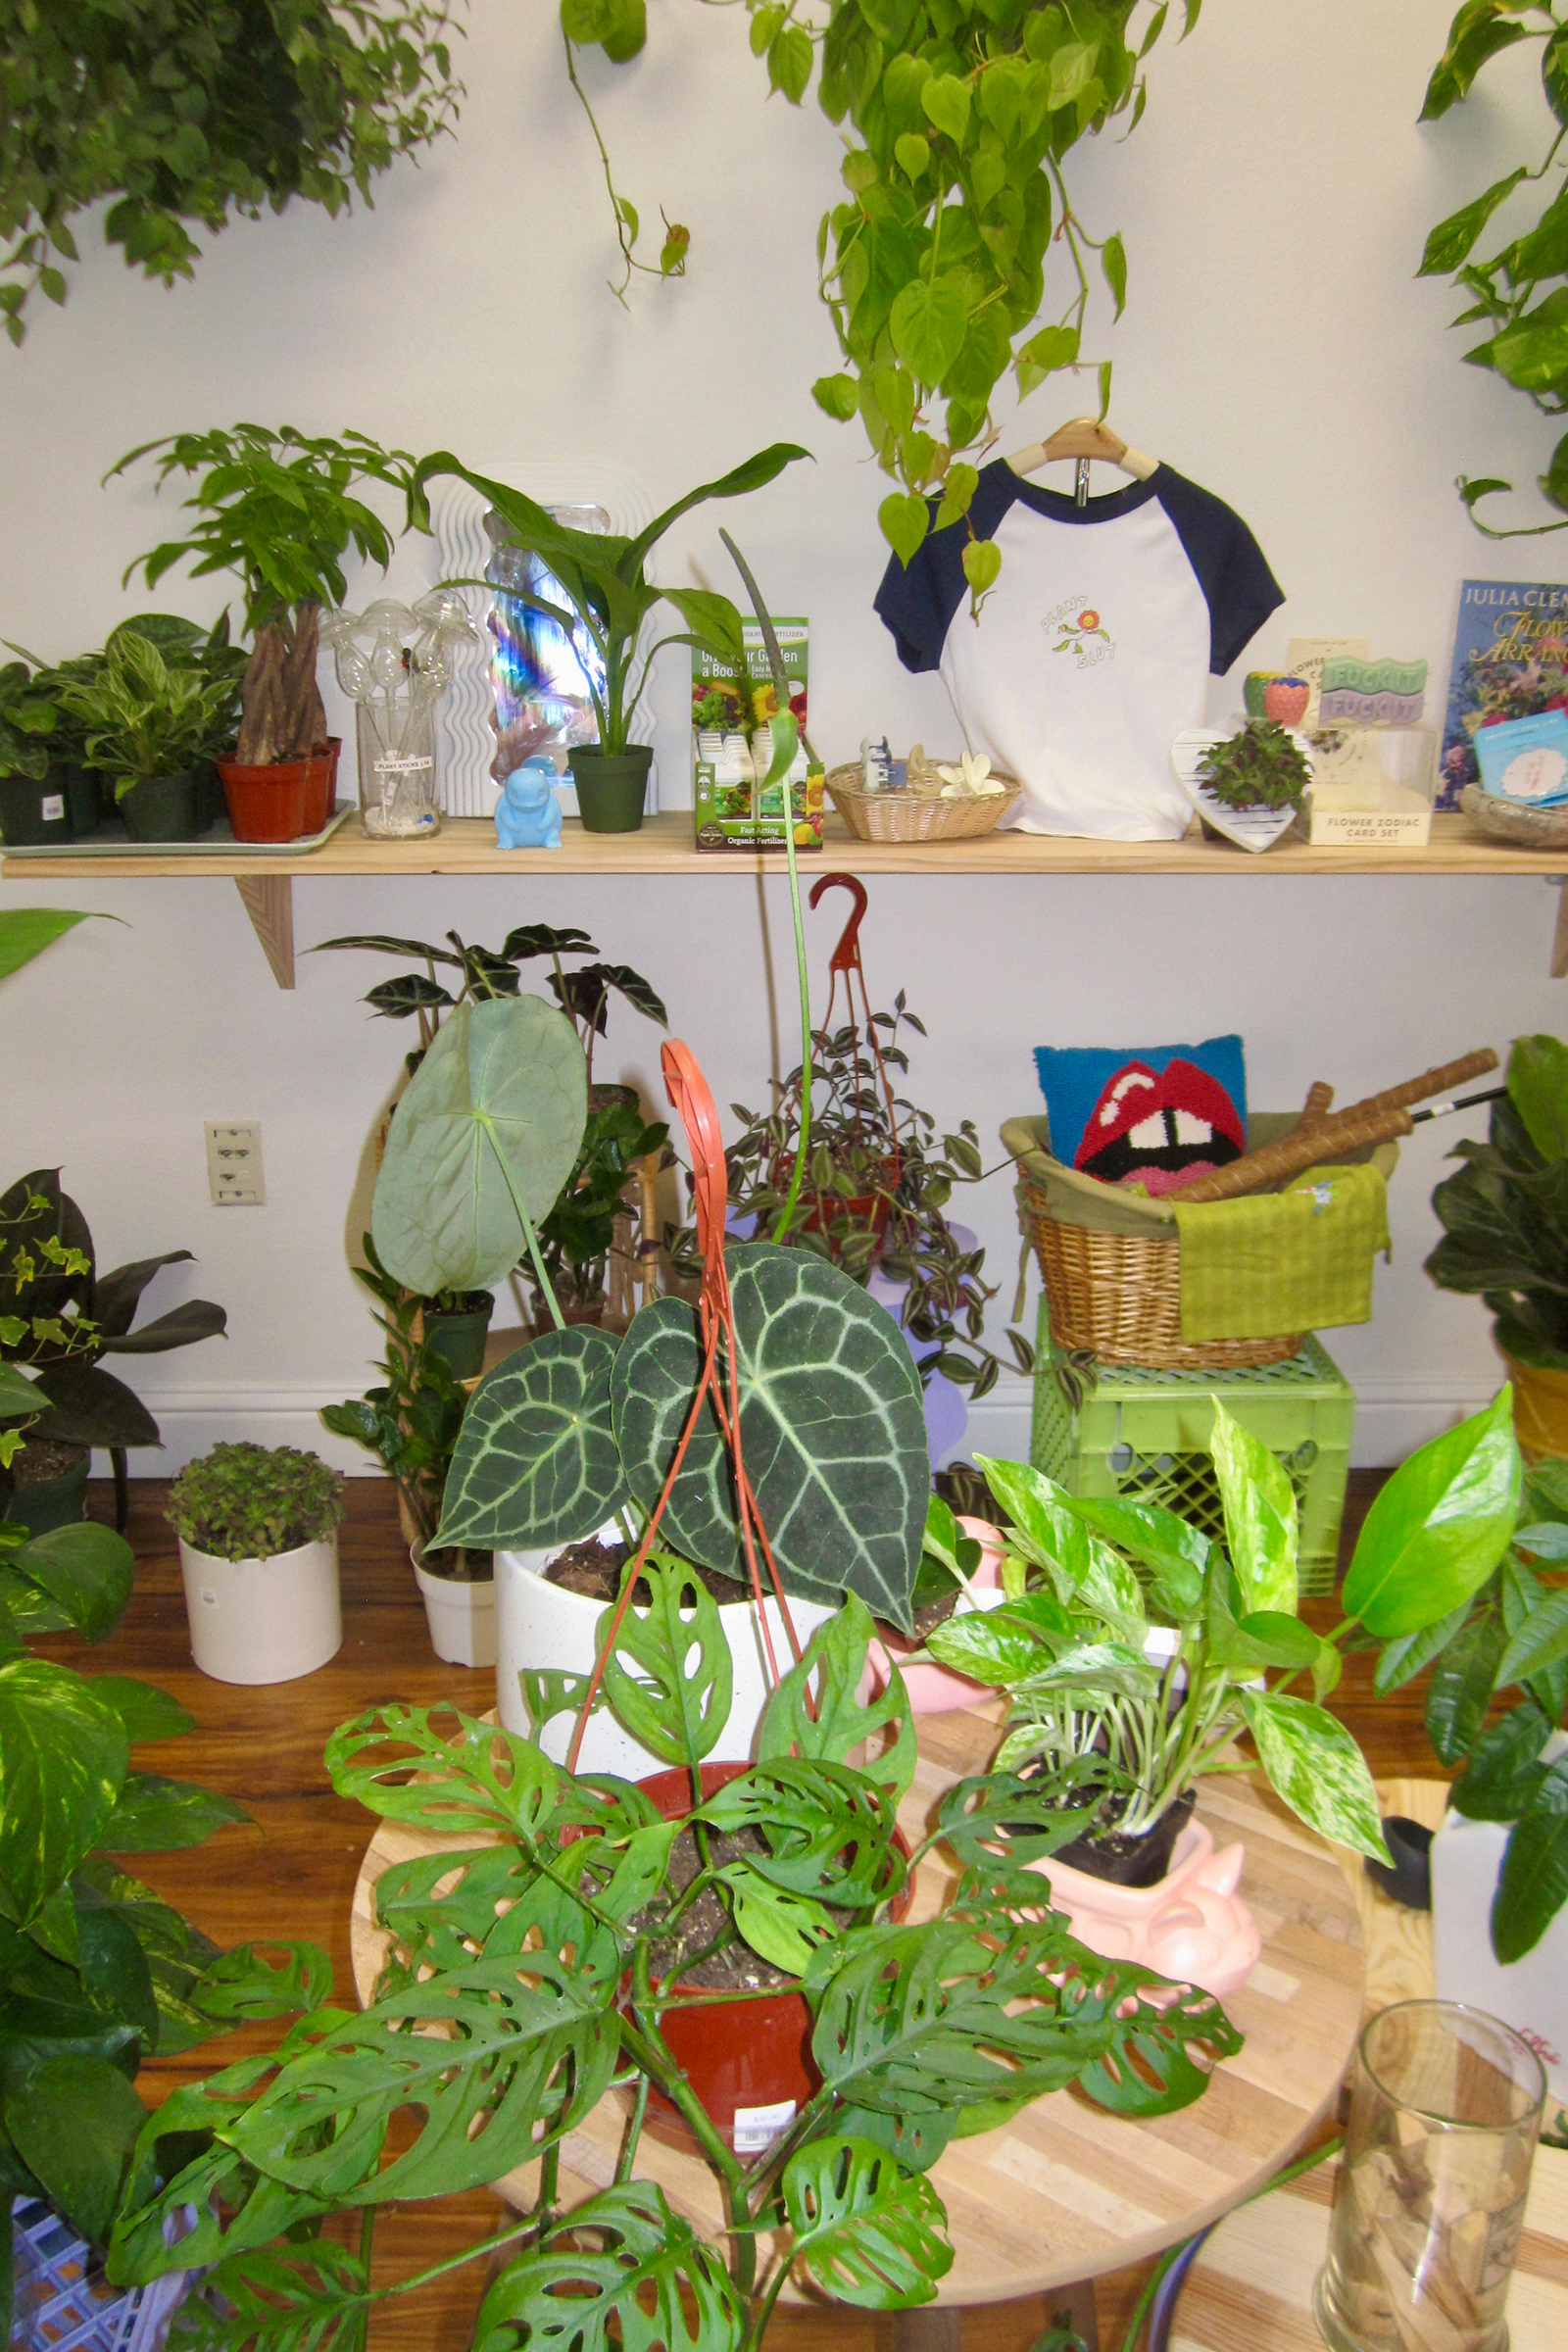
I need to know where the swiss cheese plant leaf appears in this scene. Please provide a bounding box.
[324,1704,562,1839]
[371,996,587,1296]
[472,2182,744,2352]
[597,1555,733,1766]
[757,1592,916,1802]
[192,1942,334,2022]
[781,2134,953,2308]
[0,1656,127,1920]
[2,2051,145,2249]
[933,1771,1102,1870]
[227,1945,622,2202]
[612,1244,928,1631]
[697,1758,901,1910]
[434,1326,626,1548]
[166,2240,368,2352]
[1240,1690,1391,1862]
[6,1521,134,1642]
[715,1865,837,1974]
[1342,1390,1521,1637]
[1071,1971,1246,2117]
[1209,1403,1298,1614]
[1493,1760,1568,1963]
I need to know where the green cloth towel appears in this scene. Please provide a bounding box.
[1172,1162,1390,1342]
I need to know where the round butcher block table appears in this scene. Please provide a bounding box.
[350,1698,1365,2352]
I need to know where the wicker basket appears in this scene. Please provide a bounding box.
[825,762,1021,843]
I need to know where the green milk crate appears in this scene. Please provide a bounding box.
[1029,1296,1356,1594]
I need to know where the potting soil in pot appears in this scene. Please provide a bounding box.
[1014,1783,1199,1888]
[546,1534,753,1607]
[631,1821,855,1993]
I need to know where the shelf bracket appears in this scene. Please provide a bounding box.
[1550,878,1568,981]
[234,875,295,989]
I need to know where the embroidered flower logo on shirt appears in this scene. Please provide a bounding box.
[1046,596,1115,667]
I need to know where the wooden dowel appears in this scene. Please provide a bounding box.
[1298,1081,1334,1132]
[1332,1049,1498,1127]
[1169,1105,1413,1204]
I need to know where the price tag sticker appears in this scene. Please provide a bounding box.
[732,2099,796,2154]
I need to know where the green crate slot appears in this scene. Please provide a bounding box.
[1029,1298,1354,1595]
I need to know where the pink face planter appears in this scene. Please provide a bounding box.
[1024,1818,1261,2001]
[861,1515,1007,1713]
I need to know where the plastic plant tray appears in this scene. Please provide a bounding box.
[3,800,357,859]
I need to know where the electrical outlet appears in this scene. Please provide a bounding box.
[206,1121,265,1206]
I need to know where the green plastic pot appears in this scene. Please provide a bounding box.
[2,1445,89,1536]
[0,772,73,847]
[567,745,653,834]
[120,769,200,842]
[422,1294,495,1380]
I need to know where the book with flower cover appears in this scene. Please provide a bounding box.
[1441,578,1568,808]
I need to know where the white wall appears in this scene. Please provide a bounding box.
[2,0,1563,1472]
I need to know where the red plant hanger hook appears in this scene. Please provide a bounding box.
[805,872,901,1182]
[809,871,868,978]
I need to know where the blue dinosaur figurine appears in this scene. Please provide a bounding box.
[495,756,563,849]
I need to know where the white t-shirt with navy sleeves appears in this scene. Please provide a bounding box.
[874,461,1284,841]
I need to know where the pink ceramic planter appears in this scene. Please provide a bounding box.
[863,1515,1006,1714]
[1026,1816,1261,1999]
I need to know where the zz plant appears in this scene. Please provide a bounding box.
[106,1592,1242,2348]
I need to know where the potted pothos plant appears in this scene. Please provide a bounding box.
[103,1591,1242,2348]
[1427,1033,1568,1461]
[111,422,415,834]
[0,655,62,844]
[905,1394,1522,1990]
[54,626,237,841]
[0,1170,226,1535]
[407,442,808,831]
[165,1443,345,1687]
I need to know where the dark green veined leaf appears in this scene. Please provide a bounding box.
[111,2070,332,2285]
[1452,1698,1554,1820]
[697,1758,900,1910]
[227,1945,622,2202]
[325,1705,562,1839]
[193,1941,333,2022]
[0,1657,127,1919]
[1493,1759,1568,1963]
[1240,1690,1391,1862]
[757,1593,917,1803]
[782,2134,952,2308]
[1210,1610,1324,1674]
[2,2052,144,2247]
[1419,169,1528,274]
[5,1521,134,1642]
[87,1677,195,1742]
[372,997,587,1296]
[312,932,463,966]
[618,442,810,581]
[1342,1391,1521,1637]
[597,1555,733,1767]
[99,1298,226,1356]
[168,2241,368,2352]
[1374,1601,1472,1694]
[830,2101,956,2172]
[611,1245,929,1632]
[472,2182,743,2352]
[363,973,456,1018]
[716,1865,837,1974]
[1210,1403,1298,1613]
[500,924,596,962]
[434,1326,626,1548]
[98,1773,251,1852]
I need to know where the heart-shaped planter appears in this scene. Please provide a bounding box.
[1170,729,1308,854]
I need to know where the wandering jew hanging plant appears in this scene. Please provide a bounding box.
[565,0,1200,580]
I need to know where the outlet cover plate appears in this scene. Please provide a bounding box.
[206,1121,265,1206]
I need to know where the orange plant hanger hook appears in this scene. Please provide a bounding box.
[564,1039,802,1773]
[808,871,900,1178]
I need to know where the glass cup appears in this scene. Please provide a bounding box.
[1315,2000,1545,2352]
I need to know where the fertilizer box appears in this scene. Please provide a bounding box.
[692,617,823,853]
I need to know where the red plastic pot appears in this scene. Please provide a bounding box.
[217,740,339,843]
[635,1760,911,2152]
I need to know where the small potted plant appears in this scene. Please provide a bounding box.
[910,1394,1522,1995]
[166,1441,345,1684]
[1178,716,1312,852]
[1427,1033,1568,1461]
[320,1239,495,1666]
[55,626,237,840]
[0,656,63,844]
[408,442,808,831]
[112,423,415,839]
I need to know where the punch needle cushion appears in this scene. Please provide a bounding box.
[1034,1036,1247,1195]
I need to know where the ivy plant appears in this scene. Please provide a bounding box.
[0,0,462,346]
[568,0,1201,575]
[1419,0,1568,535]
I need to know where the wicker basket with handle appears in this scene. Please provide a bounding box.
[825,761,1021,843]
[1004,1110,1400,1371]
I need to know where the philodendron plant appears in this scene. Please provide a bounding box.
[913,1393,1523,1864]
[106,1592,1241,2348]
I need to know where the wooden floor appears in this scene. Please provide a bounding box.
[52,1472,1424,2352]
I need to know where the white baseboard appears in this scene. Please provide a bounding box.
[111,1372,1504,1483]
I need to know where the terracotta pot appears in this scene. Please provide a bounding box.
[634,1761,912,2152]
[217,739,338,843]
[1502,1351,1568,1463]
[1024,1812,1261,1998]
[862,1515,1007,1714]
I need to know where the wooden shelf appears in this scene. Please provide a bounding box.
[9,812,1567,985]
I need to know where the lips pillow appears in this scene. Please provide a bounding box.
[1034,1036,1247,1194]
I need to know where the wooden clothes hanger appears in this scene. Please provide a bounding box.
[1006,415,1158,507]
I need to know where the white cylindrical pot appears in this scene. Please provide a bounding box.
[496,1545,836,1777]
[415,1556,498,1668]
[177,1535,341,1685]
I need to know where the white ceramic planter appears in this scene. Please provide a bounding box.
[496,1542,835,1777]
[415,1554,498,1668]
[177,1535,341,1685]
[1433,1740,1568,2106]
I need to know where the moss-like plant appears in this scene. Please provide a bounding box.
[1196,719,1311,813]
[166,1442,344,1561]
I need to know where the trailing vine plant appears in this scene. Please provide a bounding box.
[566,0,1200,576]
[0,0,463,345]
[1419,0,1568,535]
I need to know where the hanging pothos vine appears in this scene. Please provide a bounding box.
[564,0,1200,577]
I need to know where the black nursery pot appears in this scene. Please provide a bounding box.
[1049,1786,1199,1889]
[120,769,200,842]
[421,1293,495,1380]
[59,762,104,837]
[0,772,73,847]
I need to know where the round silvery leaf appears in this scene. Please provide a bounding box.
[371,997,586,1296]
